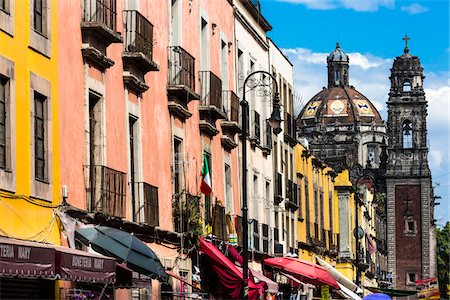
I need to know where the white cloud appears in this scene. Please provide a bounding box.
[283,46,450,226]
[400,3,429,15]
[275,0,395,12]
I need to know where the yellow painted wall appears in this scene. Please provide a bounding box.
[0,0,60,244]
[294,144,338,264]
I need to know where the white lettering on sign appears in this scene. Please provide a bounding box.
[0,244,14,258]
[94,259,104,269]
[72,256,92,268]
[17,246,31,259]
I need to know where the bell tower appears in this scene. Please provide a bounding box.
[385,36,436,289]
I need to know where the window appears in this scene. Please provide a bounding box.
[253,174,258,219]
[173,138,183,195]
[237,49,244,97]
[297,175,303,220]
[224,163,232,214]
[0,77,7,170]
[404,218,417,235]
[265,181,270,224]
[253,110,260,141]
[129,116,139,220]
[367,145,375,164]
[0,0,14,36]
[34,92,46,181]
[0,0,6,12]
[406,273,416,285]
[403,120,413,148]
[33,0,43,34]
[403,81,411,92]
[200,18,209,71]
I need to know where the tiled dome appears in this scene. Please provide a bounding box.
[298,86,383,126]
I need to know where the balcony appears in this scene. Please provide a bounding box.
[86,165,127,218]
[220,91,241,150]
[167,46,199,120]
[199,71,226,136]
[81,0,122,70]
[132,182,159,227]
[284,113,297,146]
[122,10,158,94]
[261,122,272,155]
[274,172,283,205]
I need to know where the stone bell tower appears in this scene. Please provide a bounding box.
[385,35,436,289]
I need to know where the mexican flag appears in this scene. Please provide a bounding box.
[200,154,212,195]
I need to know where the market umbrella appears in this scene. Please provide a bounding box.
[363,293,391,300]
[75,226,168,282]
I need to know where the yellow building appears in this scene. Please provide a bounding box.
[0,0,63,292]
[294,142,373,289]
[294,142,339,265]
[0,0,60,247]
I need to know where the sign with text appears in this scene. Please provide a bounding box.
[416,277,440,299]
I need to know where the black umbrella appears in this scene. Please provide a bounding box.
[75,226,168,282]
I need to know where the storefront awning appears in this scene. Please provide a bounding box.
[0,236,55,279]
[55,245,116,283]
[0,237,116,283]
[264,257,339,289]
[199,238,265,299]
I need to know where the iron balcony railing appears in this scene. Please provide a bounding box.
[86,165,126,218]
[199,71,222,108]
[83,0,117,32]
[222,91,240,122]
[168,46,195,91]
[132,182,159,226]
[123,10,153,60]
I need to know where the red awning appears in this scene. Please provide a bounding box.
[199,238,265,299]
[0,237,116,283]
[263,257,339,289]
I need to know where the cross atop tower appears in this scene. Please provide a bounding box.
[403,34,411,54]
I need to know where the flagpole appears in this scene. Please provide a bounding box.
[241,70,281,299]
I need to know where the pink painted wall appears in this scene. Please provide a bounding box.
[58,0,87,209]
[58,0,240,238]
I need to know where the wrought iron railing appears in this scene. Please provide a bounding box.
[123,10,153,60]
[168,46,195,91]
[82,0,117,31]
[199,71,222,108]
[86,165,126,218]
[132,182,159,226]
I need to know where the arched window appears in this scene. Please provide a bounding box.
[403,81,411,92]
[403,120,413,148]
[335,69,340,84]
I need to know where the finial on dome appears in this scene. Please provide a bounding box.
[402,34,410,54]
[336,41,340,49]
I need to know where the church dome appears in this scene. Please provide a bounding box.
[327,42,349,62]
[298,86,383,126]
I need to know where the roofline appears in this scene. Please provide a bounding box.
[268,37,294,67]
[239,0,272,32]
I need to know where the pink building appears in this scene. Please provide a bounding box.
[58,0,239,298]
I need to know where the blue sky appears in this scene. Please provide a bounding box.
[260,0,450,227]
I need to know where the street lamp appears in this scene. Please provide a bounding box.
[241,70,281,299]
